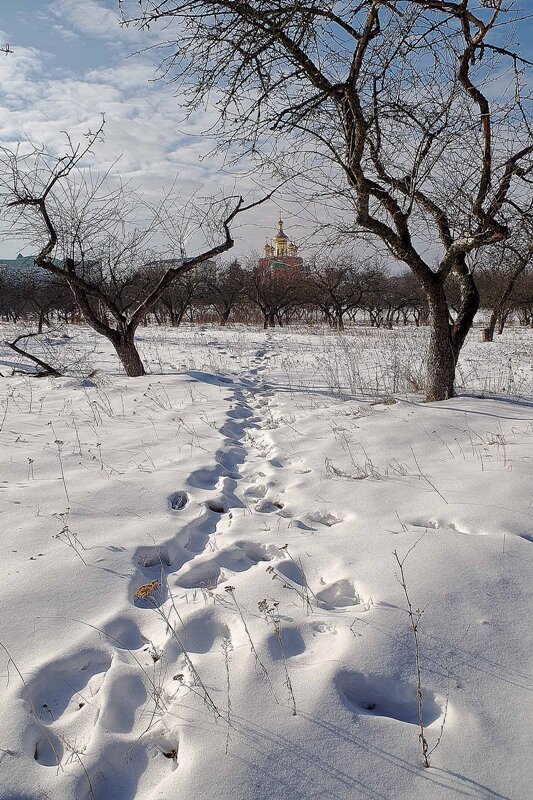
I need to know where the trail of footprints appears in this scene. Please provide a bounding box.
[14,339,386,799]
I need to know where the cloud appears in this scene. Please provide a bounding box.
[0,39,279,258]
[51,24,80,42]
[48,0,141,43]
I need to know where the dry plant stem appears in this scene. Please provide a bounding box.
[0,396,9,433]
[396,511,408,532]
[259,600,297,716]
[53,510,87,566]
[151,588,222,720]
[282,545,320,609]
[222,637,232,755]
[49,422,70,503]
[410,446,448,505]
[393,545,430,768]
[428,662,450,760]
[63,741,96,800]
[224,586,277,700]
[0,641,63,769]
[267,566,313,613]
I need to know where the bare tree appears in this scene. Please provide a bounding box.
[156,268,204,327]
[242,261,305,328]
[478,228,533,341]
[307,258,375,330]
[124,0,533,399]
[0,123,271,375]
[199,259,244,326]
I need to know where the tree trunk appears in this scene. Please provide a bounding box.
[484,306,498,341]
[426,294,456,402]
[112,331,145,377]
[497,308,510,335]
[425,270,479,402]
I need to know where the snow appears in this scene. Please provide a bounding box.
[0,323,532,800]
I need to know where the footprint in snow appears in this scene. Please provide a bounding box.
[312,621,338,635]
[255,498,284,513]
[23,649,112,723]
[267,627,306,660]
[169,490,188,510]
[175,560,224,590]
[100,616,148,651]
[306,510,343,527]
[316,579,364,610]
[187,467,222,490]
[206,499,229,513]
[335,670,443,725]
[174,540,277,589]
[245,483,268,499]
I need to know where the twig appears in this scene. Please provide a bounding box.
[393,546,430,768]
[410,446,448,504]
[6,332,62,377]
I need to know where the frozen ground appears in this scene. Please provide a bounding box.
[0,323,532,800]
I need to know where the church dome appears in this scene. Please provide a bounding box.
[274,218,289,241]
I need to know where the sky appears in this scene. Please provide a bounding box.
[0,1,531,263]
[0,0,288,260]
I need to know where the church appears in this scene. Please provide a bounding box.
[258,219,304,272]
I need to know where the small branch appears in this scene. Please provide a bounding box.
[410,446,448,504]
[6,332,62,377]
[393,546,430,768]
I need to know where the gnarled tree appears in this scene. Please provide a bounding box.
[0,123,270,375]
[124,0,533,399]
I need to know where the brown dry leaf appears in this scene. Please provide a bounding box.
[134,580,160,600]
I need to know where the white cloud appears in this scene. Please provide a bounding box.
[51,24,80,42]
[49,0,141,43]
[0,40,282,259]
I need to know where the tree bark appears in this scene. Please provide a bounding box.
[497,309,510,335]
[110,329,145,377]
[425,271,479,401]
[426,294,456,402]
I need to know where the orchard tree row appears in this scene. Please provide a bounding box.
[2,252,532,335]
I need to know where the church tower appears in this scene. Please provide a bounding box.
[260,218,303,272]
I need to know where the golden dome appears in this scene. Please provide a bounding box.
[274,218,288,241]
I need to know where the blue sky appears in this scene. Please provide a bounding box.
[1,2,531,261]
[4,1,117,73]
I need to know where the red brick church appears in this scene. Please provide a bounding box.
[258,219,304,271]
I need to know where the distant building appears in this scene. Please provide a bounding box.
[0,253,37,276]
[258,219,304,272]
[0,254,64,282]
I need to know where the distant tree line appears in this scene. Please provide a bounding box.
[2,255,532,334]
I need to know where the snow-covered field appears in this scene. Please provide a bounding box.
[0,323,532,800]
